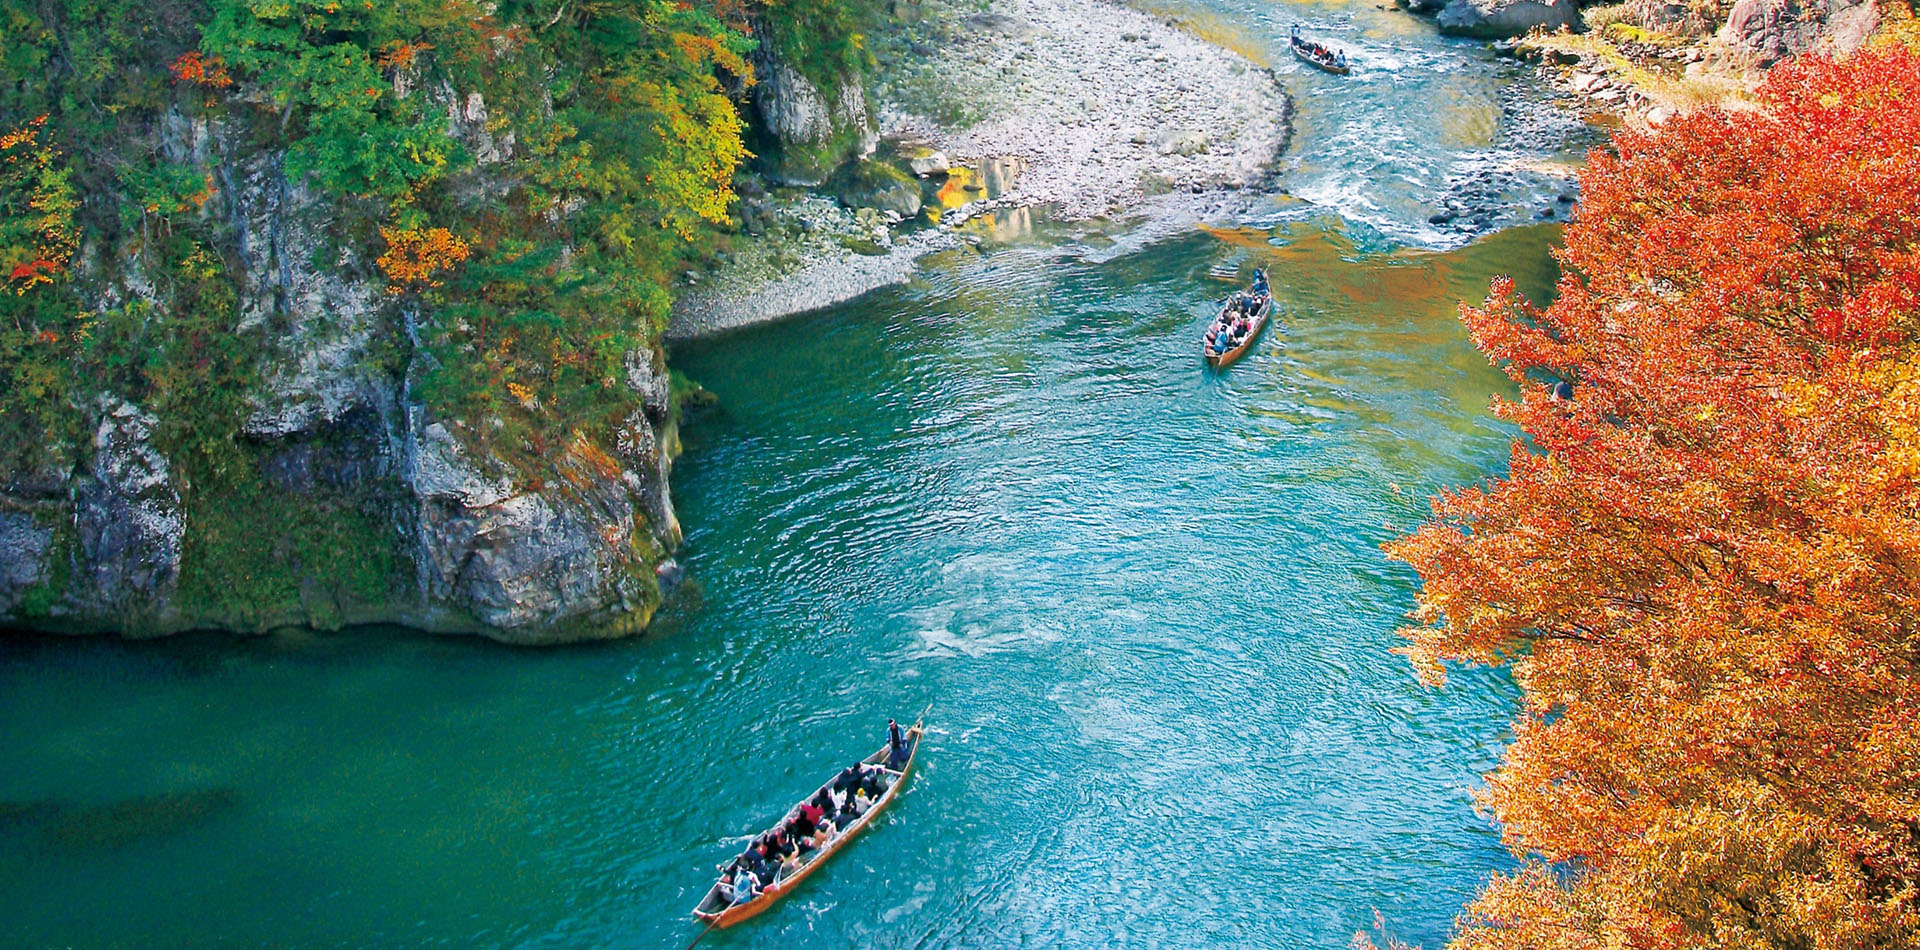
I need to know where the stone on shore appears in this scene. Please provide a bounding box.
[1156,128,1211,157]
[906,148,951,177]
[827,159,925,218]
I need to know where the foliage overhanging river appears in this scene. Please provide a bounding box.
[1,1,1597,945]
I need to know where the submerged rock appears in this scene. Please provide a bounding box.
[49,788,240,850]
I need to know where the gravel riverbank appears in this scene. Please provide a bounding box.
[666,0,1291,339]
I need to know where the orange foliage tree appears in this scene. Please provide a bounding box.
[1386,46,1920,950]
[376,225,471,292]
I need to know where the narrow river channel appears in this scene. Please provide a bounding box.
[0,3,1594,946]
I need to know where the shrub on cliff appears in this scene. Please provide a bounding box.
[1388,45,1920,950]
[0,0,757,475]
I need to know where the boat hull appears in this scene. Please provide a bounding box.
[1204,298,1272,369]
[692,724,924,928]
[1292,44,1350,75]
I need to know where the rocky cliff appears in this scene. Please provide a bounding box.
[748,30,881,186]
[0,108,684,642]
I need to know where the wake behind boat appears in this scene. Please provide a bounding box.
[691,714,925,929]
[1290,26,1350,75]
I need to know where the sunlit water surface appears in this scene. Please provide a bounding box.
[1,220,1562,947]
[1149,0,1599,245]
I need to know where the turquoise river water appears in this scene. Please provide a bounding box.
[0,2,1594,946]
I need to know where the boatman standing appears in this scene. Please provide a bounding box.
[1252,267,1270,298]
[888,718,908,768]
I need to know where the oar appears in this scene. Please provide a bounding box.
[683,915,719,950]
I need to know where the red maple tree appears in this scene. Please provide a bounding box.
[1386,45,1920,949]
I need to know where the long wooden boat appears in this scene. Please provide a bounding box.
[691,717,925,928]
[1204,295,1272,369]
[1292,40,1351,75]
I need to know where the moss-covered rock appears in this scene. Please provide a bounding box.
[826,159,924,217]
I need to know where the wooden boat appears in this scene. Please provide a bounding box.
[1204,294,1272,369]
[1291,38,1351,75]
[691,716,926,928]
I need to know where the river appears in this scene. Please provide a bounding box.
[0,3,1591,947]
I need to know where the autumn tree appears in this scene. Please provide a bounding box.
[0,114,82,471]
[1386,46,1920,950]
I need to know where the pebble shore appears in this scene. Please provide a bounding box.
[667,0,1291,339]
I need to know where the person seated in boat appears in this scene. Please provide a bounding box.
[809,818,834,850]
[788,810,816,843]
[832,765,861,795]
[888,718,909,768]
[729,866,761,905]
[777,848,802,881]
[799,796,827,829]
[739,849,773,889]
[760,830,790,866]
[835,795,861,827]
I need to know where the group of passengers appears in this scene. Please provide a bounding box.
[1207,268,1271,356]
[1290,26,1346,67]
[715,720,914,906]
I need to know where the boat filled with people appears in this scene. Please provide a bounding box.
[1290,26,1350,75]
[691,715,926,928]
[1204,269,1273,368]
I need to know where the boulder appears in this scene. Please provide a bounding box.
[1436,0,1581,37]
[826,159,924,218]
[1719,0,1878,67]
[906,148,950,177]
[1155,128,1211,157]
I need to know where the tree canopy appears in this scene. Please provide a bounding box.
[1388,45,1920,950]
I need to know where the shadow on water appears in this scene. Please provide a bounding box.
[0,788,240,852]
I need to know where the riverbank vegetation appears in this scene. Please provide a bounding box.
[0,0,874,625]
[1389,43,1920,949]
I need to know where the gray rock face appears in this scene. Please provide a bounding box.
[1719,0,1879,66]
[0,512,53,616]
[1436,0,1582,36]
[750,44,879,185]
[225,148,386,441]
[396,342,683,641]
[71,400,183,623]
[0,114,684,645]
